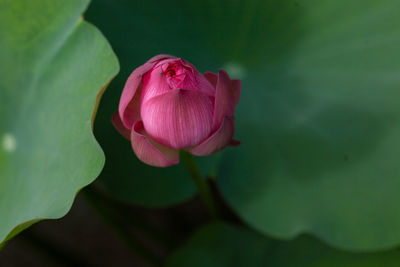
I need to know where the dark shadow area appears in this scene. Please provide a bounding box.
[0,184,202,266]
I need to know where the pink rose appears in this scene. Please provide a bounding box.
[112,54,241,167]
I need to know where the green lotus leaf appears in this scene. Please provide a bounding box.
[166,223,400,267]
[217,0,400,250]
[86,0,400,250]
[0,0,119,245]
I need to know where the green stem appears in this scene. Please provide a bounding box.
[181,152,220,219]
[81,186,160,266]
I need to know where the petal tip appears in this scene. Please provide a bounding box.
[230,139,241,146]
[131,121,180,167]
[190,116,235,156]
[111,112,131,140]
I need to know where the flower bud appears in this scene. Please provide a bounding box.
[112,55,241,167]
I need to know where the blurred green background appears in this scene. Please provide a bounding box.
[87,0,400,250]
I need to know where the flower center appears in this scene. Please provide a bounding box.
[166,69,176,77]
[161,60,198,90]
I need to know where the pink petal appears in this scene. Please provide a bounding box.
[194,70,215,96]
[111,112,131,140]
[122,85,143,127]
[119,54,177,129]
[211,70,237,131]
[204,72,218,88]
[190,116,235,156]
[131,121,179,167]
[140,64,177,104]
[141,89,214,150]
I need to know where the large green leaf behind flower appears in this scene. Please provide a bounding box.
[217,0,400,250]
[87,0,400,250]
[166,223,400,267]
[0,0,119,244]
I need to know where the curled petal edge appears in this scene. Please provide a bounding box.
[111,112,131,140]
[189,116,236,156]
[204,71,241,106]
[204,71,218,88]
[212,70,238,131]
[131,121,180,167]
[119,54,177,129]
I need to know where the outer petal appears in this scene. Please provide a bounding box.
[190,116,235,156]
[111,112,131,140]
[212,70,238,131]
[194,70,215,96]
[181,59,215,96]
[131,121,179,167]
[121,85,143,128]
[204,72,218,88]
[141,89,214,150]
[119,54,177,129]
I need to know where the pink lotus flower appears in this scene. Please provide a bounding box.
[112,54,241,167]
